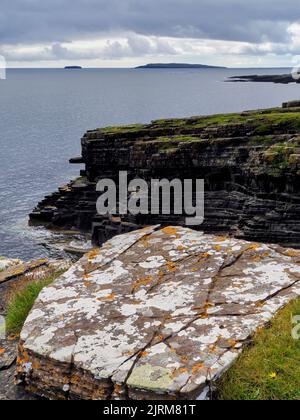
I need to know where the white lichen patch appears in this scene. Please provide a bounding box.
[0,257,23,271]
[18,227,300,400]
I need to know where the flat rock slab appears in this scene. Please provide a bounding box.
[0,259,49,285]
[17,227,300,400]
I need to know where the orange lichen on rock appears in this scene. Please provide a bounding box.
[132,276,154,293]
[192,363,204,375]
[285,249,299,257]
[166,261,177,272]
[103,293,116,301]
[86,249,100,260]
[162,227,179,236]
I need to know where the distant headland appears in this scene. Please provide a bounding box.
[135,63,226,69]
[228,73,298,84]
[64,66,82,70]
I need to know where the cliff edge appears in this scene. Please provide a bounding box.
[30,103,300,247]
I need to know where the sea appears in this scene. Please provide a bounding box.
[0,67,299,260]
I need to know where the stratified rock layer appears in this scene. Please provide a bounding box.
[30,105,300,247]
[17,227,300,400]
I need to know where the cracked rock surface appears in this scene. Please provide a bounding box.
[17,226,300,400]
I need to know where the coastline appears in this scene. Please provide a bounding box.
[2,100,300,400]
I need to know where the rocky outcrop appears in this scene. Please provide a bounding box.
[229,75,299,84]
[0,259,48,286]
[0,257,72,400]
[17,226,300,400]
[283,100,300,108]
[30,104,300,247]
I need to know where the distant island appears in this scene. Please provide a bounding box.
[64,66,82,70]
[135,63,226,69]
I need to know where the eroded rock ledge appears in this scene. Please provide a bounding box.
[30,104,300,248]
[17,227,300,400]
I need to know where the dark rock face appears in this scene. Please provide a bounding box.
[228,74,299,84]
[30,105,300,248]
[283,101,300,108]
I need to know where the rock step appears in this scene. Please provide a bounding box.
[0,259,49,285]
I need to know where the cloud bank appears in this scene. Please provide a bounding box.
[1,0,300,66]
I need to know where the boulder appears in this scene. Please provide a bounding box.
[17,227,300,400]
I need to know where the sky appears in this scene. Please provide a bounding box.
[1,0,300,68]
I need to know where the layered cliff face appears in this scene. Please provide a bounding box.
[30,104,300,247]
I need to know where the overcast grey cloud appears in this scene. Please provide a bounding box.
[0,0,297,43]
[1,0,300,66]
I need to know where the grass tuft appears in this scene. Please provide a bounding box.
[217,298,300,400]
[5,270,65,335]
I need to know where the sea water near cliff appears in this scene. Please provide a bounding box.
[0,67,300,260]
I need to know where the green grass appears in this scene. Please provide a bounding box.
[157,135,199,142]
[152,118,189,126]
[5,270,65,335]
[262,144,299,176]
[152,110,300,133]
[217,298,300,400]
[99,124,146,134]
[93,108,300,140]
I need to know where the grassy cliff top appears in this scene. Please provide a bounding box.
[79,105,300,178]
[85,106,300,141]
